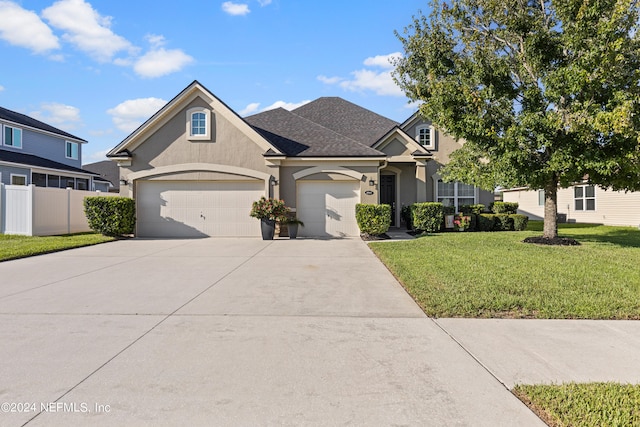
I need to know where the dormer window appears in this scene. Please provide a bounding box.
[4,125,22,149]
[66,141,78,160]
[416,125,435,149]
[187,107,211,141]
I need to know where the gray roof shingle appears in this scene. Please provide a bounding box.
[0,150,98,176]
[291,97,399,146]
[245,107,385,157]
[0,106,87,142]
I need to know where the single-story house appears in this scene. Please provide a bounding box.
[503,184,640,228]
[0,106,110,192]
[107,80,493,238]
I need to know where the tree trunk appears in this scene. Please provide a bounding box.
[543,180,558,239]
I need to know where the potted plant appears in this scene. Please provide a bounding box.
[453,213,471,231]
[281,217,305,239]
[250,197,288,240]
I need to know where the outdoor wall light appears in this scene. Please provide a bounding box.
[119,178,128,185]
[369,179,376,186]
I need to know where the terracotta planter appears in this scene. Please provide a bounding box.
[260,218,276,240]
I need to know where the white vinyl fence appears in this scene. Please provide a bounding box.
[0,184,118,236]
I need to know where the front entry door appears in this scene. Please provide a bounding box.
[380,175,396,227]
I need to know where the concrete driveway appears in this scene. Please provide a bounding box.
[0,238,544,426]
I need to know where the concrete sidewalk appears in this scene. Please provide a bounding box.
[0,237,635,426]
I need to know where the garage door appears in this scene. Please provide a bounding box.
[137,181,264,237]
[297,181,360,237]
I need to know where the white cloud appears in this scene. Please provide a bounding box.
[239,102,260,116]
[42,0,134,63]
[241,100,311,116]
[318,52,405,97]
[134,48,194,78]
[257,0,272,5]
[363,52,402,69]
[145,33,166,48]
[0,1,59,54]
[85,148,110,161]
[107,97,167,133]
[30,102,81,129]
[0,85,4,92]
[222,2,250,16]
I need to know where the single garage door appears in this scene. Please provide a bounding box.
[137,181,264,237]
[297,181,360,237]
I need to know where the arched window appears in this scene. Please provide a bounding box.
[186,108,211,140]
[415,125,435,149]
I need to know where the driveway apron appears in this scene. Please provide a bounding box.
[0,238,543,426]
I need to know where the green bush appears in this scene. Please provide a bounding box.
[511,214,529,231]
[412,202,444,233]
[477,214,496,231]
[492,201,519,214]
[460,204,486,215]
[84,196,135,236]
[355,204,391,235]
[494,214,514,231]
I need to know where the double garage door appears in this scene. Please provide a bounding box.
[136,181,264,237]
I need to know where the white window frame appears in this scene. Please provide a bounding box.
[186,107,211,141]
[4,125,23,149]
[574,184,596,211]
[538,190,545,206]
[10,174,27,185]
[415,124,435,149]
[65,141,79,160]
[434,178,478,211]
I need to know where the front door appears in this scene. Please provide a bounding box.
[380,175,396,227]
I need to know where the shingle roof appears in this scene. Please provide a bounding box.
[83,160,118,188]
[245,107,385,157]
[0,150,98,176]
[291,97,399,146]
[0,106,87,142]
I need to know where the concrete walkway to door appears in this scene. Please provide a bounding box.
[0,238,545,426]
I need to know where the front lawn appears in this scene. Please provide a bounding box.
[514,383,640,427]
[0,233,115,262]
[369,222,640,319]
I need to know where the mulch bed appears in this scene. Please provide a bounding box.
[522,236,581,246]
[360,233,391,241]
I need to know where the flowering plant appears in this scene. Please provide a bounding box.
[250,197,289,221]
[453,213,471,231]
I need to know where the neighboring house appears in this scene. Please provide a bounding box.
[503,184,640,227]
[107,80,493,238]
[83,160,118,192]
[0,106,109,192]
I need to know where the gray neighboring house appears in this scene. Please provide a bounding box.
[108,80,493,238]
[0,106,109,191]
[83,160,118,192]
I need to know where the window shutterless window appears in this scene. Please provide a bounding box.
[415,125,435,149]
[538,190,545,206]
[32,173,47,187]
[11,174,27,185]
[186,108,211,140]
[436,179,477,210]
[574,185,595,211]
[66,141,79,159]
[4,126,22,148]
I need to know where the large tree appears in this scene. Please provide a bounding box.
[393,0,640,240]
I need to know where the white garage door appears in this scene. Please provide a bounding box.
[297,181,360,237]
[137,181,264,237]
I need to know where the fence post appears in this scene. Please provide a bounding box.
[67,187,71,235]
[0,183,4,234]
[26,184,34,236]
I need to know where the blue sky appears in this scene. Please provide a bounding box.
[0,0,426,163]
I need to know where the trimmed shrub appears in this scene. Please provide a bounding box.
[477,214,496,231]
[84,196,135,236]
[460,204,486,215]
[355,204,391,235]
[412,202,444,233]
[511,214,529,231]
[494,214,514,231]
[492,201,519,214]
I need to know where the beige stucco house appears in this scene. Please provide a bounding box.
[503,185,640,227]
[107,81,493,237]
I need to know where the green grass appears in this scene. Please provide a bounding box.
[0,233,115,262]
[369,222,640,319]
[513,383,640,427]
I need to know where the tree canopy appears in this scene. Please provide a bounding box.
[393,0,640,239]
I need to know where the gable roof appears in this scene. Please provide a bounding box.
[0,106,87,143]
[107,80,282,158]
[245,107,385,157]
[291,97,399,146]
[83,160,118,188]
[0,150,99,176]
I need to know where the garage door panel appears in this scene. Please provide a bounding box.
[297,181,360,238]
[137,181,263,237]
